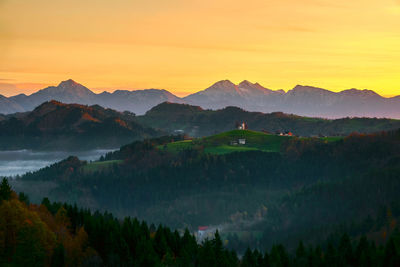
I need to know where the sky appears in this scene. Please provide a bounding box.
[0,0,399,97]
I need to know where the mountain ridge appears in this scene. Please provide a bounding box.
[1,79,400,118]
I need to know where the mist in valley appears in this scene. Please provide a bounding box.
[0,149,116,177]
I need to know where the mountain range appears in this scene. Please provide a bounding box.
[1,79,400,118]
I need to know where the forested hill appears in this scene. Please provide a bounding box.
[0,100,163,150]
[4,177,400,266]
[137,102,400,137]
[13,129,400,253]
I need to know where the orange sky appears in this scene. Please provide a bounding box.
[0,0,400,97]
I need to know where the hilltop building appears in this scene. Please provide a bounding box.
[236,121,248,130]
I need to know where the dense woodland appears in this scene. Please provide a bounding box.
[13,129,400,254]
[3,179,400,266]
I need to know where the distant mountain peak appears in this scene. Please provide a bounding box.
[340,88,381,98]
[195,80,240,96]
[40,79,95,97]
[238,80,270,91]
[238,80,253,87]
[292,85,323,91]
[58,79,81,87]
[290,85,333,94]
[211,80,236,88]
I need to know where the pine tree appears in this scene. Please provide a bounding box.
[355,235,372,267]
[384,238,400,267]
[295,241,307,267]
[324,241,337,266]
[270,244,289,267]
[0,178,11,202]
[242,248,256,267]
[338,233,354,266]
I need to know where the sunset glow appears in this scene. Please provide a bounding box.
[1,0,400,96]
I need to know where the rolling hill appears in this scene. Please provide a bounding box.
[0,100,162,150]
[137,102,400,137]
[160,130,297,155]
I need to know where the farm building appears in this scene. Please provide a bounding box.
[279,131,294,136]
[198,226,209,238]
[230,139,246,145]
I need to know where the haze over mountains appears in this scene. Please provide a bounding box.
[1,79,400,118]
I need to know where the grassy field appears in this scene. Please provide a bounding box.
[158,130,344,155]
[158,130,293,154]
[83,160,123,173]
[203,130,292,152]
[204,145,259,155]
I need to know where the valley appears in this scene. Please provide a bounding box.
[9,127,400,253]
[0,148,115,177]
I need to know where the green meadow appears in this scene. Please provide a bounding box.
[158,130,344,155]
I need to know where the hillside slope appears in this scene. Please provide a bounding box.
[13,130,400,251]
[0,100,162,150]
